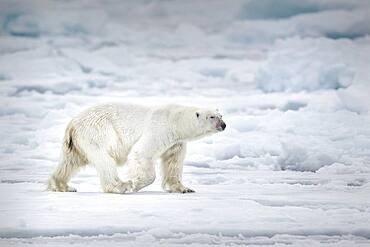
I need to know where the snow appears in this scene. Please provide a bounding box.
[1,0,370,246]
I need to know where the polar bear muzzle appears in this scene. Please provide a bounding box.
[216,119,226,131]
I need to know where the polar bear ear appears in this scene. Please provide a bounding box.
[196,112,200,118]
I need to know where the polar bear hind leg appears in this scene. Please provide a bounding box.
[47,140,85,192]
[161,142,194,193]
[86,149,133,193]
[126,150,156,192]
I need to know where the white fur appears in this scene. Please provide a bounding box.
[47,103,225,194]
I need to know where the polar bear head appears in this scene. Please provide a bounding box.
[195,109,226,134]
[171,105,226,141]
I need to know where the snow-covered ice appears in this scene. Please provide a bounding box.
[1,0,370,246]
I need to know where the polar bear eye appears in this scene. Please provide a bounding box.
[196,112,200,118]
[210,116,215,119]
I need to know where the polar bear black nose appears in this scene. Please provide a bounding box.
[221,122,226,130]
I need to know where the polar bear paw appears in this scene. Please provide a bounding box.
[51,184,77,192]
[47,176,77,192]
[66,186,77,192]
[104,180,133,194]
[166,183,195,193]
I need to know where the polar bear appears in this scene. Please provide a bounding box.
[47,103,226,194]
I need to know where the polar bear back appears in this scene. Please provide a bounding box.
[68,103,151,160]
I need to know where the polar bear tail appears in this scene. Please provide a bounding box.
[47,122,87,192]
[66,126,74,151]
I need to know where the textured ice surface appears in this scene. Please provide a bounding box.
[0,0,370,246]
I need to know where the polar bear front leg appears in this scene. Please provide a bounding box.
[161,142,194,193]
